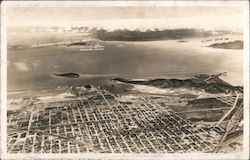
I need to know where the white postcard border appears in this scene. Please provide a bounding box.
[1,1,249,160]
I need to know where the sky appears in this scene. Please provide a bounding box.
[6,6,244,30]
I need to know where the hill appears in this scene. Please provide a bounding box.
[54,72,80,78]
[113,75,243,94]
[208,40,243,50]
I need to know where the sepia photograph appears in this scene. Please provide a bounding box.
[1,1,249,160]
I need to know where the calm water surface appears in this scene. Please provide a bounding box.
[7,32,243,92]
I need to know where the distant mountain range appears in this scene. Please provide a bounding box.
[92,28,232,41]
[113,74,243,94]
[8,26,241,42]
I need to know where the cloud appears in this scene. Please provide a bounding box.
[7,6,243,31]
[14,62,29,71]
